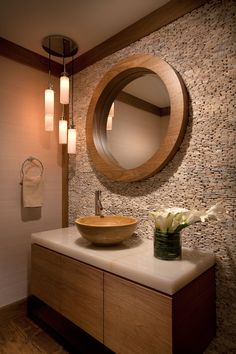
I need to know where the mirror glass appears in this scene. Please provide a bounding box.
[105,74,170,169]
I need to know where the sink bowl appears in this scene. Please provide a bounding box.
[75,215,138,245]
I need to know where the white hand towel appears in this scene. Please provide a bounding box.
[23,174,43,207]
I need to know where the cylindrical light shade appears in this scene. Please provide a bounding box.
[68,128,76,154]
[106,102,114,130]
[60,75,69,104]
[106,116,113,130]
[59,120,68,144]
[109,102,114,117]
[45,114,54,131]
[45,88,54,131]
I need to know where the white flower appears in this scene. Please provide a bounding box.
[150,203,225,234]
[205,202,225,221]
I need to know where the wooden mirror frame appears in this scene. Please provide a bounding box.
[86,54,188,182]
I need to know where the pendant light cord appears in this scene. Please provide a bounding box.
[71,55,74,127]
[63,39,66,74]
[48,36,52,88]
[63,56,66,74]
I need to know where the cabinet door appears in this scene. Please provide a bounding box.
[31,244,61,313]
[104,273,172,354]
[60,256,103,343]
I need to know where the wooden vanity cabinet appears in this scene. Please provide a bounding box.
[30,244,215,354]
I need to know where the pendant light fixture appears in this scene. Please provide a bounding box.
[59,105,68,144]
[44,37,54,131]
[67,56,76,154]
[60,40,69,104]
[60,67,69,104]
[42,35,78,153]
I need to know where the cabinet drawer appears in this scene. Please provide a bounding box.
[31,245,103,342]
[60,256,103,342]
[104,273,172,354]
[31,244,61,313]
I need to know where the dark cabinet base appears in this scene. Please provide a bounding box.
[27,296,113,354]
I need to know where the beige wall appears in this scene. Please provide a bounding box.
[0,56,62,307]
[69,0,235,352]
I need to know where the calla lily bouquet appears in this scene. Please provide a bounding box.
[150,202,225,234]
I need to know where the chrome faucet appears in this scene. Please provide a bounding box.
[95,190,103,216]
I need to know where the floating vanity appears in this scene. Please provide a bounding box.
[30,226,216,354]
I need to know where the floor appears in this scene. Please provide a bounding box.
[0,315,69,354]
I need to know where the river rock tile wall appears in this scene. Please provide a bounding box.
[69,0,236,352]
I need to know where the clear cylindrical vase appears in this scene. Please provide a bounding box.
[154,230,181,260]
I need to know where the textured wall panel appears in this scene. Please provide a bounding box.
[69,1,236,352]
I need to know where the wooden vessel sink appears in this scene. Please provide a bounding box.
[75,215,138,245]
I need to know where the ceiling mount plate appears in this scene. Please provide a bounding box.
[42,35,78,58]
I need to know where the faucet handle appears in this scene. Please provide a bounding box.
[95,190,103,216]
[95,190,101,197]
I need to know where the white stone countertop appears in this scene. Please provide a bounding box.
[31,226,215,296]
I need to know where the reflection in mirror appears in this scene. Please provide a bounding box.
[106,74,170,169]
[106,103,114,131]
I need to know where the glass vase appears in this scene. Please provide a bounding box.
[154,229,181,260]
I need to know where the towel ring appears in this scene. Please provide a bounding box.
[20,156,44,185]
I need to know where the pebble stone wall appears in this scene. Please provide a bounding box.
[69,1,236,352]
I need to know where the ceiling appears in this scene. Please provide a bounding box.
[0,0,170,60]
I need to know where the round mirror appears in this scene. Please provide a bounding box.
[86,54,188,182]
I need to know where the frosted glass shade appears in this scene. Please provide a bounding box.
[45,114,53,131]
[106,116,113,130]
[60,75,69,104]
[45,88,54,131]
[59,120,68,144]
[109,102,114,117]
[68,128,76,154]
[106,102,114,130]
